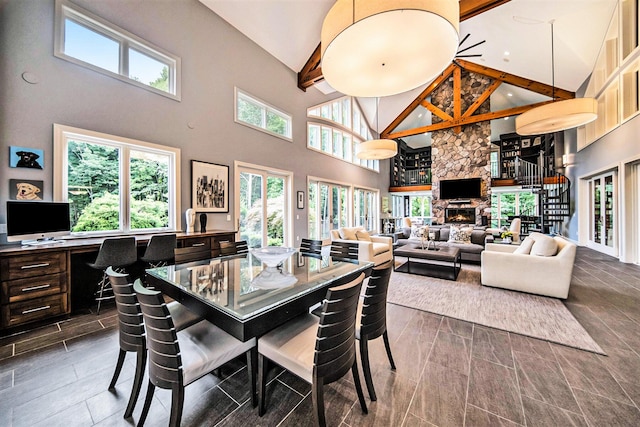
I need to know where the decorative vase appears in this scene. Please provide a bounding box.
[504,236,512,244]
[199,213,207,232]
[185,208,195,233]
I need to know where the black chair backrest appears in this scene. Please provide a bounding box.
[133,279,183,390]
[220,240,249,256]
[330,241,359,262]
[300,238,323,257]
[359,262,393,339]
[142,234,177,265]
[91,237,137,269]
[107,267,145,352]
[314,272,365,385]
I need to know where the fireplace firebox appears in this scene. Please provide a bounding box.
[445,208,476,224]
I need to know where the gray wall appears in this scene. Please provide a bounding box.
[0,0,389,242]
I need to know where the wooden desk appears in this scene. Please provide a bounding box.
[146,254,373,341]
[0,230,236,331]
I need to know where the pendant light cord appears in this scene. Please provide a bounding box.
[550,20,555,102]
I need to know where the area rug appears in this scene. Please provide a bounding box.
[387,264,605,354]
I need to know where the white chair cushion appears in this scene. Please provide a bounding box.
[178,321,256,386]
[258,313,318,384]
[371,242,390,256]
[513,236,535,255]
[355,230,372,241]
[339,227,359,240]
[530,234,558,257]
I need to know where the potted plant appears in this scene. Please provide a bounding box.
[500,230,514,243]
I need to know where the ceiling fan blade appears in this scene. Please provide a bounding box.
[458,33,471,47]
[455,54,483,58]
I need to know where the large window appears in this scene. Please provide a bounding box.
[235,88,293,141]
[307,97,379,172]
[54,0,181,100]
[54,124,180,234]
[490,190,537,228]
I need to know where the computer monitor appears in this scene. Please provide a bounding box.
[6,201,71,245]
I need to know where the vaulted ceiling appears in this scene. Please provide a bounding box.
[201,0,617,146]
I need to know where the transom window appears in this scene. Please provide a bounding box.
[54,0,181,100]
[235,88,293,141]
[53,124,180,235]
[307,97,379,172]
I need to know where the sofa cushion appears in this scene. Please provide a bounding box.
[355,230,371,241]
[530,233,558,256]
[448,225,473,244]
[444,241,484,254]
[338,227,358,240]
[470,230,486,245]
[401,227,411,239]
[371,242,390,256]
[514,236,535,255]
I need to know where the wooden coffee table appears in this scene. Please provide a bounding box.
[393,244,461,280]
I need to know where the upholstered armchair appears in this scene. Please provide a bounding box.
[329,226,393,266]
[481,233,577,299]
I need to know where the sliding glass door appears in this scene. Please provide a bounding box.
[237,164,292,248]
[308,180,349,239]
[354,187,377,231]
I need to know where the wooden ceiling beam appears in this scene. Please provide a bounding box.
[386,100,555,138]
[296,0,512,91]
[422,100,453,122]
[457,59,575,100]
[381,63,457,137]
[462,79,502,118]
[453,66,462,133]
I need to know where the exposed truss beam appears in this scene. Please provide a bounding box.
[380,59,575,138]
[297,0,512,91]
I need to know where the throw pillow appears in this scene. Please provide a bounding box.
[401,227,411,239]
[410,226,420,238]
[339,227,357,241]
[448,225,472,244]
[355,230,372,241]
[513,236,535,255]
[530,234,558,256]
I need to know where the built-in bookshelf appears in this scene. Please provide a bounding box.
[390,140,431,187]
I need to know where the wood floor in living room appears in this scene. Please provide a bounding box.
[1,247,639,426]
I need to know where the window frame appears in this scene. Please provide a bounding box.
[54,0,181,101]
[53,124,181,236]
[234,87,293,141]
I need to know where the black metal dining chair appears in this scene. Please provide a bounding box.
[257,272,368,426]
[356,261,396,401]
[219,240,249,256]
[330,241,359,262]
[300,238,323,258]
[88,237,137,314]
[134,279,257,427]
[106,268,202,419]
[140,234,176,268]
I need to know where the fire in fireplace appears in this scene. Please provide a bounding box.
[445,208,476,224]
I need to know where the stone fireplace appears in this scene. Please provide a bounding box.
[445,208,476,224]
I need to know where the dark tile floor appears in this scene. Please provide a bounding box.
[1,246,639,426]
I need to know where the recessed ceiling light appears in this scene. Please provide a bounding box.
[508,93,513,97]
[504,117,510,120]
[504,51,510,56]
[418,113,423,118]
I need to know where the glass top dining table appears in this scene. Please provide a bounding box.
[145,251,374,341]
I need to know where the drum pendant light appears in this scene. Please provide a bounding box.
[356,98,398,160]
[516,21,597,135]
[321,0,460,97]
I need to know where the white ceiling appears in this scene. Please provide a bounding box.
[200,0,617,144]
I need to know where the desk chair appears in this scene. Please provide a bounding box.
[356,261,395,401]
[300,238,323,258]
[140,234,176,268]
[219,240,249,256]
[134,280,257,427]
[257,272,368,426]
[88,237,137,315]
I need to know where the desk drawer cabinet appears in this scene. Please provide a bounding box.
[0,251,69,329]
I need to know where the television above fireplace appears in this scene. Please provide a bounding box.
[439,178,482,200]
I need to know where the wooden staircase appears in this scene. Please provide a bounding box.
[515,152,570,235]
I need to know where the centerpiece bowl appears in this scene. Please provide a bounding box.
[250,246,298,267]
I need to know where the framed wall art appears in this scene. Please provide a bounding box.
[297,191,304,209]
[10,179,43,200]
[9,146,44,169]
[191,160,229,212]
